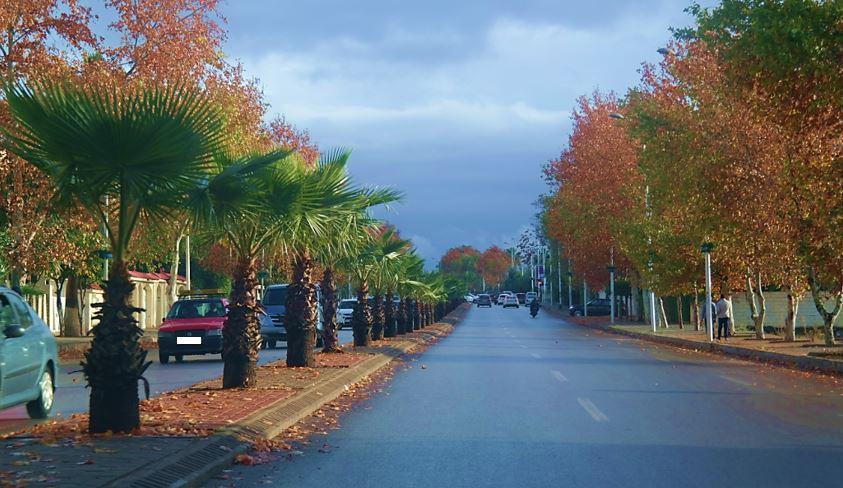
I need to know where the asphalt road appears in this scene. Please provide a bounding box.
[209,305,843,488]
[0,329,353,435]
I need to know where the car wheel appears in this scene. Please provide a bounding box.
[175,354,184,363]
[574,311,583,317]
[26,369,54,419]
[160,354,170,364]
[268,339,277,349]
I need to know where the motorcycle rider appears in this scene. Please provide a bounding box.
[529,297,540,317]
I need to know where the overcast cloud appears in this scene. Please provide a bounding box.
[222,0,712,266]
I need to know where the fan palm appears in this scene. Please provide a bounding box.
[343,227,406,346]
[396,253,426,334]
[281,150,400,366]
[4,82,227,433]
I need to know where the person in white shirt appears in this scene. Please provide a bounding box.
[715,295,731,340]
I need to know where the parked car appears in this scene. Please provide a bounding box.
[337,299,357,329]
[516,293,526,305]
[262,284,324,347]
[475,294,492,307]
[569,298,611,317]
[464,294,476,303]
[0,287,58,419]
[525,292,538,304]
[503,295,520,308]
[158,296,228,364]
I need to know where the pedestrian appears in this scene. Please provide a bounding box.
[715,294,731,340]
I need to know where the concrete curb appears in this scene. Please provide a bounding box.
[569,317,843,376]
[105,304,468,488]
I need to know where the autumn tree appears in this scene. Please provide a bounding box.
[476,246,510,289]
[439,245,482,291]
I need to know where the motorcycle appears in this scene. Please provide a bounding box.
[529,300,540,318]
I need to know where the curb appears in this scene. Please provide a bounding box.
[105,305,468,488]
[569,317,843,376]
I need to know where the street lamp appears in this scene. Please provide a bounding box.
[608,265,616,324]
[701,242,716,341]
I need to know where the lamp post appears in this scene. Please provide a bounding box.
[608,265,616,324]
[701,242,716,341]
[567,267,573,308]
[582,280,588,317]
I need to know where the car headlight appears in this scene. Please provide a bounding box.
[207,328,222,336]
[158,331,174,338]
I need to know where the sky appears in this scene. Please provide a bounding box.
[219,0,713,266]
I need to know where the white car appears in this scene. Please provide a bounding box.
[337,299,356,329]
[496,294,509,305]
[525,292,538,304]
[503,295,520,308]
[464,294,476,303]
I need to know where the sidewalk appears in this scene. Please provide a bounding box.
[1,305,468,487]
[556,311,843,376]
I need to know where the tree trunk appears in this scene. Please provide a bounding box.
[85,260,147,434]
[222,257,260,388]
[55,276,66,334]
[413,300,421,330]
[807,266,842,347]
[286,254,317,367]
[371,294,385,341]
[658,297,669,328]
[693,283,701,331]
[168,232,184,305]
[783,284,799,342]
[320,268,342,352]
[397,298,409,334]
[352,283,372,346]
[64,274,83,337]
[637,288,645,322]
[676,296,683,329]
[384,291,397,338]
[747,271,766,340]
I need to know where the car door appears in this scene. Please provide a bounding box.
[0,292,36,408]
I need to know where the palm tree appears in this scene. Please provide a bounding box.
[4,82,227,433]
[396,253,426,334]
[282,151,400,366]
[344,228,406,346]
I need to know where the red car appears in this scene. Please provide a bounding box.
[157,297,228,364]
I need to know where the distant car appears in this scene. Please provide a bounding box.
[337,299,357,329]
[516,293,526,305]
[503,295,520,308]
[569,298,611,317]
[158,296,228,364]
[0,287,58,419]
[475,294,492,307]
[464,294,476,303]
[525,292,538,304]
[496,294,508,305]
[258,311,280,349]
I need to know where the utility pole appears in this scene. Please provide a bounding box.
[609,247,616,324]
[185,233,192,291]
[557,243,562,306]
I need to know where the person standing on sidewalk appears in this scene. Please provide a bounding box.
[716,295,731,340]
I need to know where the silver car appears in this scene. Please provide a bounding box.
[0,287,58,418]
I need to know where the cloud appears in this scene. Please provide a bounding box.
[225,1,708,263]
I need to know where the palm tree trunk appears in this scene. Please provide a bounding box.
[415,300,423,329]
[397,297,408,335]
[223,257,261,388]
[352,283,372,346]
[86,260,146,434]
[286,253,317,367]
[384,291,397,338]
[371,294,385,341]
[64,274,83,337]
[320,268,342,352]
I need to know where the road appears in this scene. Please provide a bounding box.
[210,305,843,487]
[0,329,354,435]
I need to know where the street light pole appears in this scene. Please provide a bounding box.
[608,247,616,324]
[583,280,588,317]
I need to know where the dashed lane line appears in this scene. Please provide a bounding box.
[531,352,542,359]
[720,375,753,387]
[577,398,609,422]
[550,370,569,383]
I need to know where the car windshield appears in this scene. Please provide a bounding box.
[339,299,357,309]
[168,299,226,319]
[263,287,288,306]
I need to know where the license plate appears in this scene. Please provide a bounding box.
[177,337,202,345]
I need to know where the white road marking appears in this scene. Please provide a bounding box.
[577,398,609,422]
[550,370,568,382]
[531,352,542,359]
[720,375,753,387]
